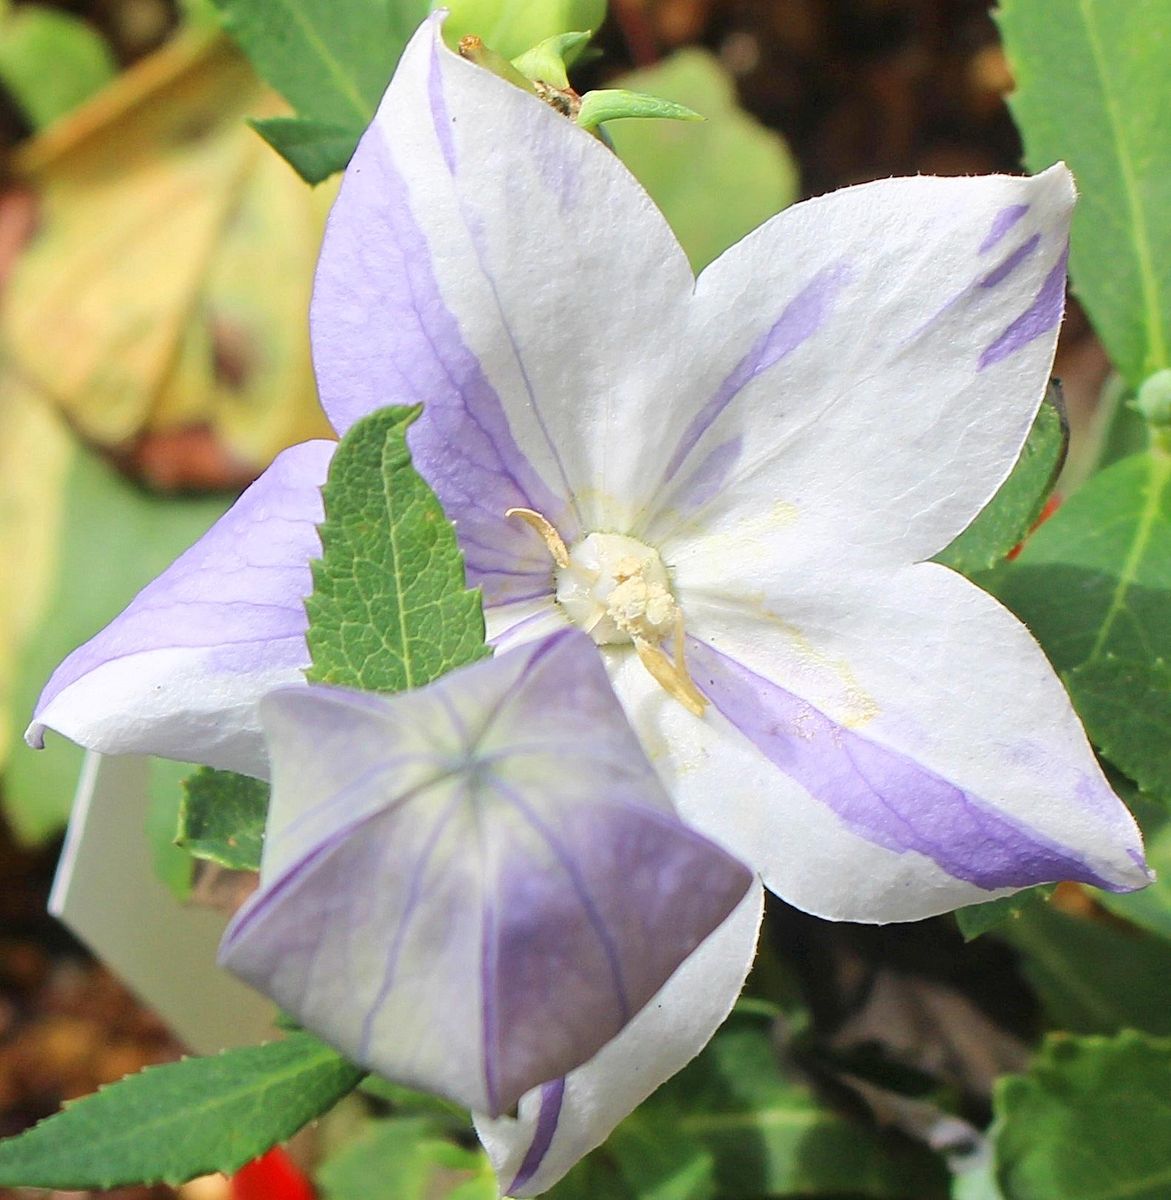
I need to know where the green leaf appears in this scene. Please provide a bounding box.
[305,405,488,694]
[1066,656,1171,800]
[317,1116,495,1200]
[994,1032,1171,1200]
[954,885,1055,942]
[178,766,270,871]
[436,0,605,60]
[210,0,428,178]
[936,388,1067,575]
[576,88,702,131]
[147,758,198,899]
[4,437,230,844]
[555,1012,948,1199]
[1000,901,1171,1036]
[512,30,591,89]
[251,115,364,183]
[0,6,116,129]
[993,449,1171,799]
[0,1033,364,1189]
[605,50,798,271]
[997,0,1171,386]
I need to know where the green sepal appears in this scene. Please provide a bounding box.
[954,884,1056,942]
[177,766,270,872]
[0,1034,364,1189]
[455,34,536,93]
[934,384,1067,576]
[576,88,703,132]
[512,30,590,89]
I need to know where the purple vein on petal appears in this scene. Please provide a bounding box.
[508,1078,567,1194]
[424,46,584,533]
[481,860,501,1117]
[358,791,466,1060]
[979,233,1041,289]
[491,778,632,1022]
[979,244,1069,371]
[980,203,1030,254]
[688,637,1127,892]
[661,263,850,486]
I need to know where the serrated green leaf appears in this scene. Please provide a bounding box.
[0,6,116,128]
[0,1033,364,1189]
[993,449,1171,801]
[954,885,1055,942]
[554,1012,948,1199]
[998,0,1171,387]
[1065,655,1171,801]
[3,428,230,844]
[178,766,270,871]
[936,389,1066,575]
[306,405,488,693]
[605,50,798,271]
[436,0,605,60]
[1000,901,1171,1036]
[251,115,363,183]
[317,1116,495,1200]
[994,1032,1171,1200]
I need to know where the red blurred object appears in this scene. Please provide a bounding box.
[1007,493,1062,560]
[231,1148,316,1200]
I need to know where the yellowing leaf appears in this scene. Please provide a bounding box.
[0,379,73,765]
[1,29,333,469]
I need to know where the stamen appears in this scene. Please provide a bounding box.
[633,635,708,717]
[506,508,570,568]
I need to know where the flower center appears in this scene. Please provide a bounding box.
[505,510,707,717]
[555,533,676,646]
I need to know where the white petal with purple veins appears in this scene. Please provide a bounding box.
[474,882,763,1196]
[219,631,752,1115]
[638,167,1075,568]
[26,441,334,777]
[600,559,1148,922]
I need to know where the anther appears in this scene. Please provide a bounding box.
[506,508,570,568]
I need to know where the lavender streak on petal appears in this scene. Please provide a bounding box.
[425,45,583,528]
[979,203,1030,254]
[979,245,1069,371]
[508,1079,567,1194]
[488,776,632,1022]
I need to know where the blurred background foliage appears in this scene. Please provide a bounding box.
[0,2,1168,1199]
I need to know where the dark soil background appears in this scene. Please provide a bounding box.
[0,1,1107,1196]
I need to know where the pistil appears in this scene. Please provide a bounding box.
[507,512,708,716]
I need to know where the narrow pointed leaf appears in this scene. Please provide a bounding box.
[0,1033,363,1189]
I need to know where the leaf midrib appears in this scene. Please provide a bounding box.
[1077,0,1168,374]
[264,0,372,123]
[1089,451,1171,659]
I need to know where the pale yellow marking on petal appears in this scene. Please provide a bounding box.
[506,507,570,568]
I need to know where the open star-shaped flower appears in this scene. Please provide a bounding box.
[28,13,1149,1194]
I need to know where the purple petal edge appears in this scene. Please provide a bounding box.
[509,1079,566,1194]
[688,638,1129,893]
